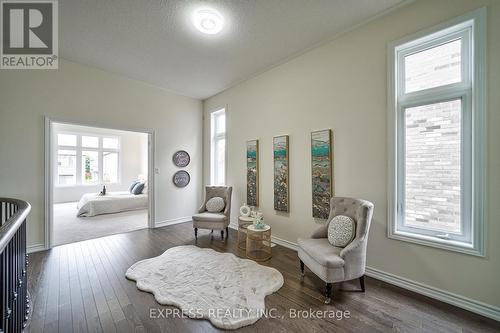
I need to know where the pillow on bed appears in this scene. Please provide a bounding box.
[129,180,140,193]
[131,182,145,195]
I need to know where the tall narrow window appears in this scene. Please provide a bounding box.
[210,109,226,185]
[388,9,485,256]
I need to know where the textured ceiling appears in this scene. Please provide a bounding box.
[60,0,407,99]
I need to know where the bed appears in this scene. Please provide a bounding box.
[76,191,148,217]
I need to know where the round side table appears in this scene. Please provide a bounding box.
[237,216,254,250]
[246,225,272,262]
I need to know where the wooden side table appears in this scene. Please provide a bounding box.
[237,216,254,250]
[246,225,272,261]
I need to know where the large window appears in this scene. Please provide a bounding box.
[210,109,226,185]
[388,9,485,256]
[56,133,120,186]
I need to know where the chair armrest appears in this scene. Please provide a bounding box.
[311,224,328,239]
[340,236,365,259]
[198,204,206,213]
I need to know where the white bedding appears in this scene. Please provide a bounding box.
[76,191,148,217]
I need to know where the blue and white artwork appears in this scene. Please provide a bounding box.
[311,130,333,219]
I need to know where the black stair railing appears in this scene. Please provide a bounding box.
[0,198,31,333]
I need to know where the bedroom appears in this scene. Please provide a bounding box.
[50,122,150,246]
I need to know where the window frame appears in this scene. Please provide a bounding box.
[55,132,121,187]
[210,108,227,186]
[387,8,486,256]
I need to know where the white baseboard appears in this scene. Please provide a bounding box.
[27,243,46,253]
[365,266,500,322]
[228,226,500,322]
[270,235,299,251]
[155,216,192,227]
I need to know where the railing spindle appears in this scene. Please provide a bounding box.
[0,198,30,333]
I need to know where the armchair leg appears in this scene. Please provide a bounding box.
[194,228,198,239]
[226,226,229,236]
[360,275,365,292]
[221,230,224,240]
[325,283,333,304]
[299,260,305,280]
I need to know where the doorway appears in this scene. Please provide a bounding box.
[45,119,155,247]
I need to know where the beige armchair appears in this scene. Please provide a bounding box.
[192,186,232,240]
[298,197,374,303]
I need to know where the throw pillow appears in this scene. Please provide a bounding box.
[206,197,225,213]
[129,180,139,193]
[131,182,145,195]
[328,215,356,248]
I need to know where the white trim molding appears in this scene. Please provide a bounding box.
[387,8,486,256]
[270,235,299,251]
[365,267,500,322]
[27,243,46,254]
[44,116,156,250]
[155,216,192,228]
[209,107,227,186]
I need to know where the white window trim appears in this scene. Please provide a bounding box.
[55,131,121,187]
[210,108,227,186]
[387,8,486,256]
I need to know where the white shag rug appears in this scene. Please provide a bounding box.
[125,245,284,329]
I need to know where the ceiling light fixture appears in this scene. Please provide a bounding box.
[192,8,224,35]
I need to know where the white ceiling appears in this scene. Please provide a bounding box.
[60,0,407,99]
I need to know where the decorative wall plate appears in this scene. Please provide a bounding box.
[173,150,190,167]
[173,170,190,187]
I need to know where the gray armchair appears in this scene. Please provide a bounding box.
[298,197,374,303]
[192,186,232,240]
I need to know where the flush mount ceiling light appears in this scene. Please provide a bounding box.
[192,8,224,35]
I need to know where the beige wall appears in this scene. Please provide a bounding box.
[204,0,500,308]
[0,59,203,248]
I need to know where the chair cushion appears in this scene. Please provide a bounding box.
[192,212,227,222]
[297,238,344,268]
[328,215,356,247]
[206,197,225,213]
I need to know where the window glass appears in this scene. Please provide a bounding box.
[103,152,119,183]
[405,39,462,93]
[103,137,119,149]
[82,136,99,148]
[216,138,225,185]
[82,151,99,184]
[404,99,462,233]
[57,134,77,146]
[216,113,226,134]
[211,110,226,185]
[57,149,76,185]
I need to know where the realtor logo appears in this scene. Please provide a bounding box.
[1,0,58,69]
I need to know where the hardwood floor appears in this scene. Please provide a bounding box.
[26,222,499,333]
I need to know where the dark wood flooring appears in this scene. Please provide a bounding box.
[26,222,499,333]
